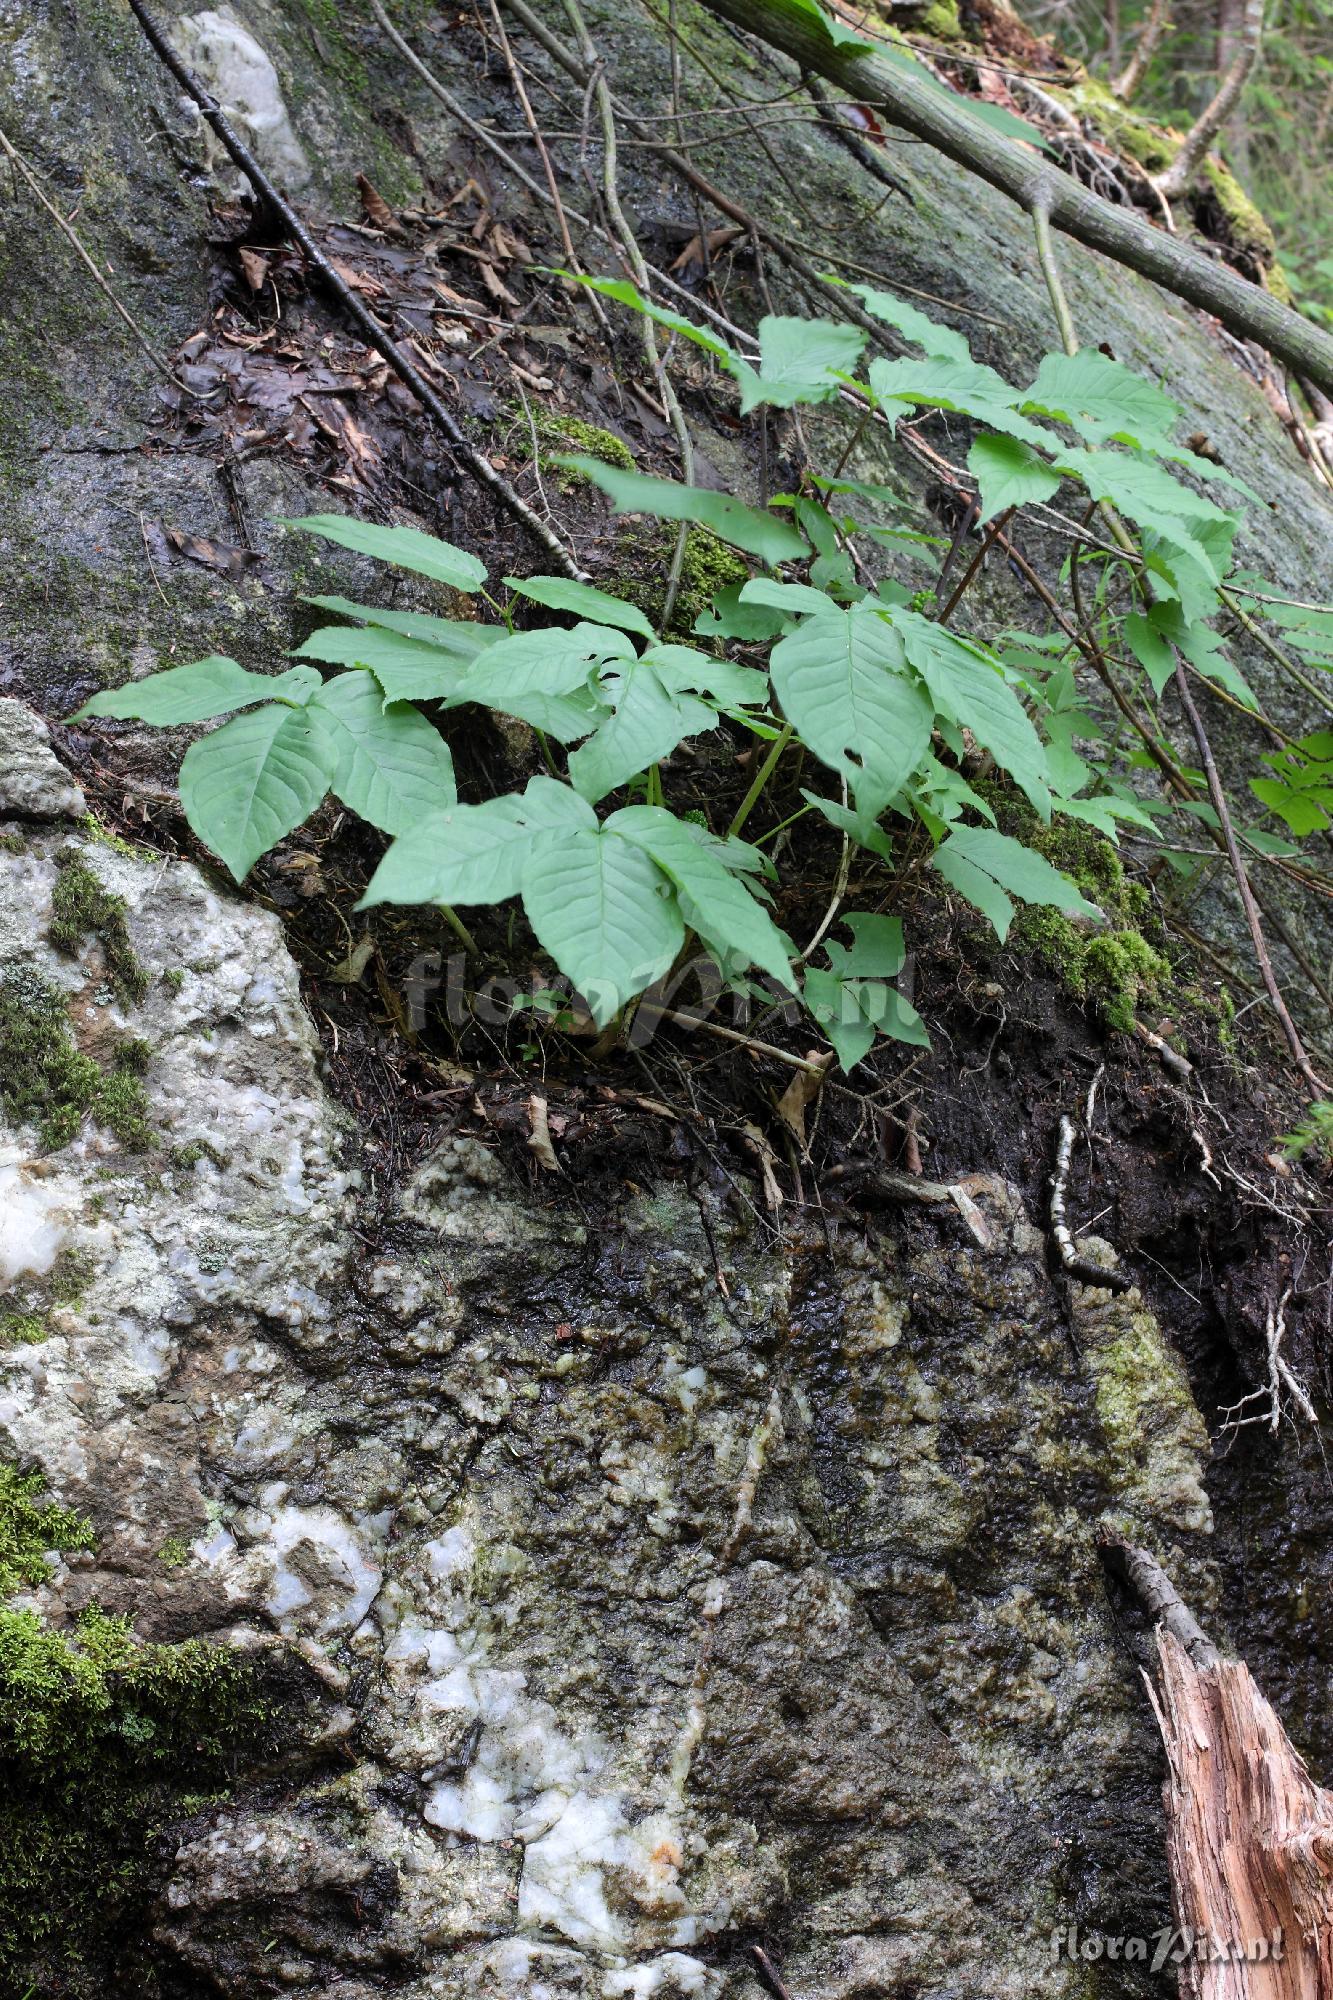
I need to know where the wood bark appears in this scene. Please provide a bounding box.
[1151,1630,1333,1997]
[693,0,1333,398]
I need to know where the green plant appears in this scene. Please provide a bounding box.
[1279,1100,1333,1166]
[70,279,1330,1072]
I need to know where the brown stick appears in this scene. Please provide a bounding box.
[689,0,1333,396]
[123,0,584,577]
[1114,0,1171,102]
[1172,661,1326,1100]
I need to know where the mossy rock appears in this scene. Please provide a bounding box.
[0,968,153,1150]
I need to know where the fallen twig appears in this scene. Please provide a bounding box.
[124,0,584,576]
[1173,660,1326,1100]
[1050,1114,1133,1292]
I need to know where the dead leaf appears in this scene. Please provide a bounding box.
[773,1050,834,1156]
[737,1120,784,1211]
[668,224,742,275]
[356,173,404,235]
[326,934,375,985]
[161,525,260,576]
[238,247,270,291]
[527,1094,560,1172]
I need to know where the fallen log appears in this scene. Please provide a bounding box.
[694,0,1333,400]
[1101,1537,1333,1996]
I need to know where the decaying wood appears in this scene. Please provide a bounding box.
[1103,1538,1333,1995]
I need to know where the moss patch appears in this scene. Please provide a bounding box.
[0,1465,94,1595]
[525,404,636,479]
[622,523,751,633]
[0,1312,47,1348]
[0,968,153,1149]
[49,851,148,1006]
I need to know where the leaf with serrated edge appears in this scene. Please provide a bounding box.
[359,798,531,909]
[281,514,487,591]
[744,315,867,413]
[308,673,456,834]
[967,434,1061,523]
[72,657,319,725]
[179,704,334,882]
[607,804,794,991]
[521,826,683,1027]
[894,610,1051,818]
[770,606,933,817]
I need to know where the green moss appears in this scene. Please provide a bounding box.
[914,0,962,36]
[0,833,24,856]
[0,1466,94,1594]
[77,813,138,860]
[49,851,148,1007]
[1066,77,1175,174]
[0,1313,47,1348]
[157,1537,192,1569]
[161,968,185,994]
[48,1251,93,1308]
[524,405,636,477]
[0,970,153,1150]
[623,523,751,632]
[1201,157,1278,269]
[0,1465,269,1994]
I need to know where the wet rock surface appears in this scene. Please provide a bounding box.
[2,2,1332,1993]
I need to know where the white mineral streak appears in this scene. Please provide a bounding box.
[170,9,310,190]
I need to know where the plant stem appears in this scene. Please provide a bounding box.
[729,722,795,837]
[438,903,480,956]
[1032,201,1079,358]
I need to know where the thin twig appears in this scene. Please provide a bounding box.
[125,0,583,576]
[558,0,695,623]
[1173,661,1325,1099]
[1050,1114,1133,1292]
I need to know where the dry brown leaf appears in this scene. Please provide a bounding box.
[668,224,743,275]
[326,934,375,985]
[527,1094,560,1172]
[356,172,403,235]
[162,526,260,576]
[738,1121,784,1210]
[773,1050,834,1155]
[237,247,270,292]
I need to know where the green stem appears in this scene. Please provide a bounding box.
[1032,200,1079,358]
[728,721,794,837]
[438,902,480,955]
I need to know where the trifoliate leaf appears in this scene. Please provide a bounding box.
[607,804,795,991]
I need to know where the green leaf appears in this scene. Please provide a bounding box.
[869,357,1055,449]
[967,434,1061,522]
[607,804,795,991]
[894,610,1052,817]
[643,644,769,709]
[568,659,716,803]
[503,574,656,640]
[693,584,789,642]
[824,913,905,979]
[933,824,1101,940]
[302,597,500,657]
[858,980,930,1047]
[515,774,600,829]
[1020,350,1180,446]
[572,276,743,372]
[521,826,684,1027]
[557,457,809,566]
[179,705,334,882]
[770,605,934,816]
[280,514,487,591]
[458,623,631,700]
[803,965,876,1071]
[295,626,471,705]
[741,315,867,413]
[830,279,971,364]
[71,657,320,725]
[1123,611,1176,696]
[359,797,532,909]
[801,789,895,862]
[308,673,456,834]
[739,578,840,617]
[784,0,874,48]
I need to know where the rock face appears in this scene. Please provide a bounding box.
[2,1,1331,1993]
[0,698,1216,1996]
